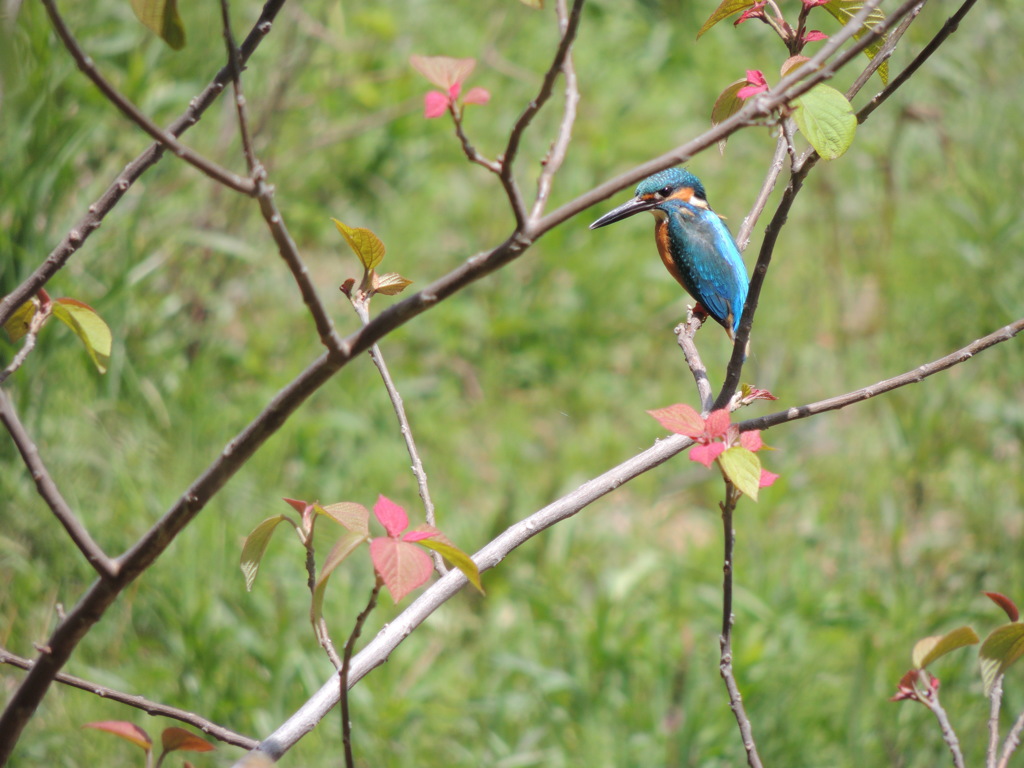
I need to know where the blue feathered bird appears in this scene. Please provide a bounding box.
[590,168,749,339]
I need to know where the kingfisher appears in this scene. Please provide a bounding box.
[590,168,749,340]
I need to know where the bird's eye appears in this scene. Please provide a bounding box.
[658,186,673,198]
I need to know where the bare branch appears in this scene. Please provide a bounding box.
[41,0,256,195]
[988,676,1003,768]
[0,0,287,329]
[675,313,714,414]
[340,580,382,768]
[219,0,259,175]
[0,387,116,577]
[0,646,257,749]
[736,135,788,252]
[997,709,1024,768]
[529,0,581,223]
[920,689,967,768]
[237,317,1022,763]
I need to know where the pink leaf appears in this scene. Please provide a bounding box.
[647,404,704,438]
[402,525,440,543]
[759,468,780,488]
[82,722,152,751]
[409,55,476,90]
[690,442,725,468]
[282,497,308,515]
[462,87,490,105]
[448,82,462,101]
[802,0,829,7]
[374,494,408,537]
[371,537,434,603]
[705,409,731,439]
[740,430,764,452]
[424,91,450,118]
[737,69,769,99]
[803,30,828,42]
[734,1,767,25]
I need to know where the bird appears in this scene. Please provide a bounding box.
[589,168,749,340]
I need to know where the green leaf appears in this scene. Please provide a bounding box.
[912,626,980,669]
[311,530,369,626]
[980,622,1024,696]
[416,537,484,595]
[711,79,747,153]
[239,514,290,591]
[332,219,386,270]
[718,446,762,500]
[3,300,40,342]
[823,0,888,84]
[51,298,112,373]
[316,502,370,537]
[128,0,186,50]
[697,0,757,39]
[792,84,856,160]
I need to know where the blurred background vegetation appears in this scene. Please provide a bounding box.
[1,0,1022,766]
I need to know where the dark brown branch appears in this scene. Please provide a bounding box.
[219,0,259,176]
[0,387,116,577]
[340,580,381,768]
[0,647,257,750]
[41,0,256,195]
[0,0,287,329]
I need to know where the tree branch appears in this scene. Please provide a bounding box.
[0,647,257,750]
[0,0,287,329]
[41,0,256,195]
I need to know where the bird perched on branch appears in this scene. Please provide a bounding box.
[590,168,749,340]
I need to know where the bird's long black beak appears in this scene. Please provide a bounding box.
[589,195,658,229]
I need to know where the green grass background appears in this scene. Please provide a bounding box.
[2,0,1022,766]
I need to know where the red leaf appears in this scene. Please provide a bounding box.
[282,498,308,515]
[82,721,152,751]
[705,409,731,439]
[734,1,766,25]
[161,727,214,753]
[985,592,1020,622]
[424,91,450,118]
[374,494,408,537]
[647,404,705,438]
[803,30,828,42]
[740,430,763,451]
[759,468,780,488]
[371,537,434,603]
[690,442,725,468]
[462,87,490,105]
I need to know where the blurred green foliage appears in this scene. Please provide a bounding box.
[1,1,1022,766]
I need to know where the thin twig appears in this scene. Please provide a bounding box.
[503,0,586,231]
[41,0,256,196]
[0,296,51,385]
[920,690,966,768]
[718,483,763,768]
[0,647,257,749]
[529,0,580,223]
[348,295,442,571]
[736,135,787,251]
[451,107,502,173]
[0,387,116,577]
[997,709,1024,768]
[988,676,1003,768]
[0,0,286,330]
[302,519,343,670]
[219,0,259,176]
[238,316,1022,764]
[340,580,382,768]
[674,313,714,414]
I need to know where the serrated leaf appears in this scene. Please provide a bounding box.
[417,538,484,595]
[161,727,214,754]
[51,298,112,373]
[912,626,980,669]
[718,446,762,500]
[373,272,413,296]
[239,514,289,591]
[332,219,386,270]
[129,0,186,50]
[792,84,856,160]
[316,502,370,537]
[82,721,152,751]
[371,537,434,603]
[311,530,369,625]
[711,79,746,152]
[3,300,39,342]
[980,622,1024,696]
[823,0,888,84]
[697,0,757,38]
[647,403,705,438]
